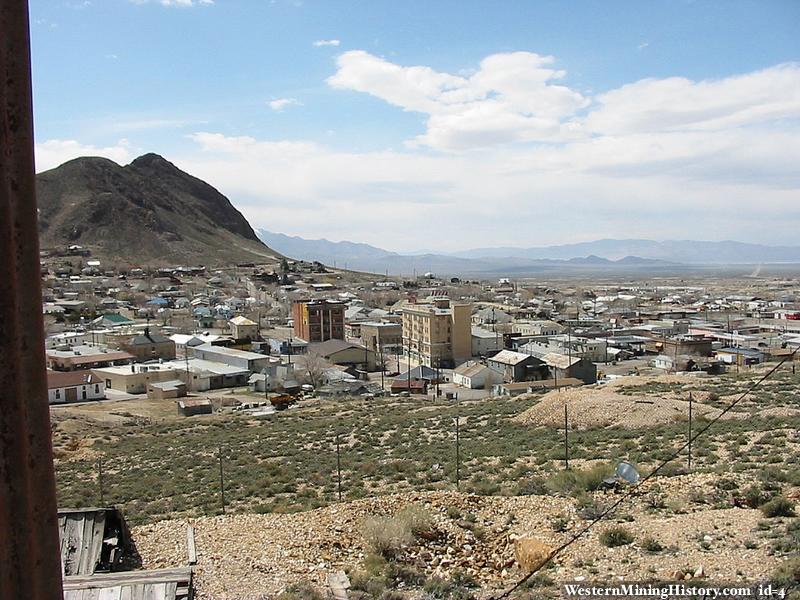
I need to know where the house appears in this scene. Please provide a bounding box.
[396,364,446,383]
[91,313,135,328]
[487,349,536,382]
[390,378,428,394]
[308,339,377,370]
[531,352,598,385]
[452,361,496,389]
[162,358,251,391]
[116,328,176,361]
[715,347,765,366]
[229,315,258,340]
[93,364,179,394]
[472,306,513,326]
[189,344,270,372]
[47,370,105,404]
[169,333,220,356]
[47,346,135,371]
[147,380,187,400]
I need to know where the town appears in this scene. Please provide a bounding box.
[43,250,800,409]
[42,247,800,598]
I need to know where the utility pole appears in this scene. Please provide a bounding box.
[336,432,342,501]
[688,392,693,471]
[564,403,569,470]
[218,446,226,515]
[454,394,461,491]
[97,458,105,505]
[379,346,385,391]
[184,351,191,392]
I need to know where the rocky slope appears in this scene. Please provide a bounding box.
[36,154,280,266]
[132,478,795,599]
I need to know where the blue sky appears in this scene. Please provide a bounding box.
[30,0,800,251]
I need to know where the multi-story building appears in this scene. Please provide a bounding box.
[360,321,403,354]
[401,297,471,368]
[292,299,345,342]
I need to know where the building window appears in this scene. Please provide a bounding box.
[95,384,100,394]
[55,389,61,399]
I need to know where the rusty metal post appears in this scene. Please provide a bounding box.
[0,1,64,598]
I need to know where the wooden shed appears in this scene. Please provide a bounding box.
[58,507,129,576]
[63,567,193,600]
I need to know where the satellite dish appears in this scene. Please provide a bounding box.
[616,461,640,484]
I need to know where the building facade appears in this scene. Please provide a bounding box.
[292,299,345,342]
[401,297,471,368]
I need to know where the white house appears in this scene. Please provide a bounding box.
[47,370,105,404]
[452,361,495,389]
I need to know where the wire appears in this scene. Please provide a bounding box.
[491,348,799,600]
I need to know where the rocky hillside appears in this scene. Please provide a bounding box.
[36,154,280,266]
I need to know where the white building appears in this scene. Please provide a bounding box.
[47,371,105,404]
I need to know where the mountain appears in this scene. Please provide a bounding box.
[450,239,800,264]
[257,229,395,266]
[36,154,280,266]
[256,230,680,276]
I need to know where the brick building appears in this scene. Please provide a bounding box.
[292,299,345,342]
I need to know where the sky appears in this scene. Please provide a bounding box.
[30,0,800,252]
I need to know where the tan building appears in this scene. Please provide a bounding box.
[229,316,259,340]
[93,364,179,395]
[359,321,403,354]
[401,297,471,367]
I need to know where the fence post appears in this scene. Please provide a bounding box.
[336,432,342,501]
[218,446,226,514]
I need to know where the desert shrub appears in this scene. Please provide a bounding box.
[743,485,768,508]
[576,494,605,520]
[349,567,387,598]
[761,497,796,518]
[276,580,325,600]
[362,516,413,558]
[770,557,800,592]
[641,536,663,552]
[516,476,547,496]
[599,526,634,547]
[422,570,476,599]
[545,464,609,496]
[551,514,569,532]
[396,505,434,537]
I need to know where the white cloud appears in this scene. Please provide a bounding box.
[329,52,800,154]
[585,63,800,135]
[36,55,800,250]
[268,98,300,111]
[328,50,589,150]
[313,39,340,47]
[35,139,133,172]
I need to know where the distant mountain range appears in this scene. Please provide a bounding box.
[37,154,280,266]
[258,230,800,277]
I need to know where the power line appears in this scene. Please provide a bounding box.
[491,348,798,600]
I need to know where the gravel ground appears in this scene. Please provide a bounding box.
[130,474,792,599]
[513,379,741,430]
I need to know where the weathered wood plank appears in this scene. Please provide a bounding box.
[186,525,197,565]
